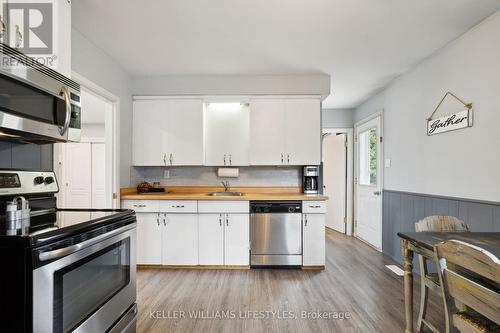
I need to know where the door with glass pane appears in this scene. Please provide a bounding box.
[355,115,382,249]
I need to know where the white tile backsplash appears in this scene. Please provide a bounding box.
[130,166,301,187]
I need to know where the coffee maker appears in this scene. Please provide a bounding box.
[302,165,321,194]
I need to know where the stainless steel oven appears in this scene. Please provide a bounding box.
[33,224,136,333]
[0,44,81,143]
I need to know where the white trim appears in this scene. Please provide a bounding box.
[322,127,354,236]
[133,94,322,101]
[353,111,384,251]
[79,137,105,143]
[70,71,120,208]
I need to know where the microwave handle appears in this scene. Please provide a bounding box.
[38,224,132,261]
[58,86,71,136]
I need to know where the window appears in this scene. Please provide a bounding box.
[359,128,377,186]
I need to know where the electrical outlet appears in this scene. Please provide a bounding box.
[385,158,391,168]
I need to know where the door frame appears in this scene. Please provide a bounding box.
[353,111,384,251]
[322,127,354,236]
[54,72,120,208]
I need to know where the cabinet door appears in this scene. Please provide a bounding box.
[162,214,198,265]
[302,213,325,266]
[198,214,224,265]
[204,103,249,166]
[249,99,286,165]
[167,99,204,165]
[285,99,321,165]
[136,213,162,265]
[224,213,250,266]
[133,100,168,166]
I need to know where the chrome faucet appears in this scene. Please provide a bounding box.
[221,181,230,192]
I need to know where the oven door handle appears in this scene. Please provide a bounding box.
[38,224,133,262]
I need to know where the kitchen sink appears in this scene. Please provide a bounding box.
[207,192,244,197]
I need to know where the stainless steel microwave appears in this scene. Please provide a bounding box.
[0,43,81,143]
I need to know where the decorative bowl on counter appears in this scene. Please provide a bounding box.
[137,181,152,193]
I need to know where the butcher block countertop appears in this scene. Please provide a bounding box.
[120,186,328,201]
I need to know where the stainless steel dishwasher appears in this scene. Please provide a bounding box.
[250,201,302,266]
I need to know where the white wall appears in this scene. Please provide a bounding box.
[132,74,330,99]
[71,28,133,186]
[354,10,500,202]
[322,108,354,128]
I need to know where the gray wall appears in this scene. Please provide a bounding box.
[0,142,53,171]
[383,190,500,265]
[131,166,301,187]
[353,11,500,263]
[72,28,133,186]
[322,108,354,128]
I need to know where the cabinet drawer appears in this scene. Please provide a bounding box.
[159,200,198,213]
[198,201,249,213]
[302,201,326,214]
[121,200,159,212]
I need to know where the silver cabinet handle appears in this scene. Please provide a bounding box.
[304,214,308,226]
[226,213,229,227]
[0,16,6,39]
[169,153,173,165]
[229,154,232,166]
[15,24,22,48]
[156,213,160,226]
[309,205,321,208]
[223,154,226,166]
[163,153,167,166]
[172,205,185,208]
[287,154,290,164]
[133,204,146,208]
[163,213,167,226]
[373,191,381,196]
[281,153,284,164]
[219,213,222,227]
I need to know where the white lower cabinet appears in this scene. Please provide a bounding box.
[162,214,199,265]
[302,213,326,266]
[198,213,250,266]
[198,214,224,265]
[136,212,162,265]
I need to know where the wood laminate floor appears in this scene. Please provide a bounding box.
[137,229,445,333]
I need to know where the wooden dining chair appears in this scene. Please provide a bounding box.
[434,240,500,333]
[415,216,469,332]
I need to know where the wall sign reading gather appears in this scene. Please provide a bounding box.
[426,92,473,136]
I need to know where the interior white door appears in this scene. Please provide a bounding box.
[198,214,224,265]
[162,214,199,265]
[355,116,382,249]
[136,213,162,265]
[133,100,168,166]
[167,99,204,165]
[91,143,106,208]
[204,103,250,166]
[285,99,321,165]
[249,99,286,165]
[224,213,249,266]
[323,134,347,233]
[62,143,92,208]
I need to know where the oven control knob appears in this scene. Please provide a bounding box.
[44,176,54,184]
[34,176,44,185]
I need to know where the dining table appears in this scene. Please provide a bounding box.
[397,231,500,333]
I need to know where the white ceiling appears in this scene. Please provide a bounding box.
[72,1,500,109]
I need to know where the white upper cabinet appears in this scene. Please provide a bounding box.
[285,99,321,165]
[133,99,204,166]
[204,103,250,166]
[249,98,321,166]
[249,99,286,165]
